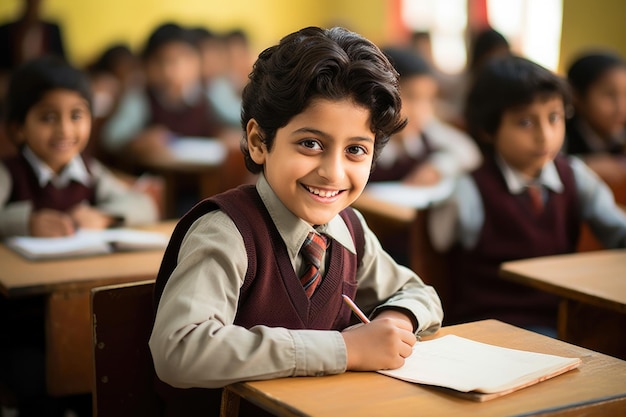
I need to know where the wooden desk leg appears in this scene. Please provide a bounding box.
[557,299,569,341]
[46,289,92,397]
[220,387,240,417]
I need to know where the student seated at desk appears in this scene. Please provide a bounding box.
[369,46,481,185]
[564,51,626,185]
[429,56,626,337]
[99,22,232,166]
[149,26,443,417]
[0,56,158,238]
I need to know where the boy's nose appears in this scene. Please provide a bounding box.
[318,153,346,182]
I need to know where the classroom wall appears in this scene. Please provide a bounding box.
[559,0,626,73]
[0,0,389,68]
[1,0,625,72]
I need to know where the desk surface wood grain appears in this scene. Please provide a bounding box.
[0,221,175,297]
[224,320,626,417]
[500,249,626,313]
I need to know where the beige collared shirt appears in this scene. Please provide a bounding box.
[149,173,443,389]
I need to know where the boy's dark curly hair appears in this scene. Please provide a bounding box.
[240,26,406,174]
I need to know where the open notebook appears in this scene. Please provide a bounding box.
[5,229,169,260]
[378,334,581,401]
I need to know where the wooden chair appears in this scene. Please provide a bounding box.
[91,280,160,417]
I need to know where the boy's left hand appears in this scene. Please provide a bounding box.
[403,163,441,186]
[69,204,115,230]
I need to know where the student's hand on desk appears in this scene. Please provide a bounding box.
[29,209,75,237]
[70,204,114,230]
[583,154,626,185]
[342,313,416,371]
[128,126,171,160]
[403,162,441,186]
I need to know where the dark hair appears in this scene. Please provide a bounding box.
[5,55,92,127]
[240,26,406,174]
[468,28,510,73]
[465,55,570,145]
[382,46,432,79]
[567,50,626,96]
[142,22,198,60]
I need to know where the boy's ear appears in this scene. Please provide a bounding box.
[246,119,267,165]
[6,122,25,147]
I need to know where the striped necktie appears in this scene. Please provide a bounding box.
[299,232,328,298]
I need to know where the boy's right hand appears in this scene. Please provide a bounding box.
[29,209,75,237]
[341,317,416,371]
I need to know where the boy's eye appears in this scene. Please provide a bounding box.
[71,109,84,120]
[346,145,367,156]
[299,139,322,150]
[518,118,533,128]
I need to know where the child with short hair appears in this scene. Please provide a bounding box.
[0,56,158,238]
[370,46,480,185]
[149,26,443,416]
[429,55,626,336]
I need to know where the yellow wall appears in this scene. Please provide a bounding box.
[559,0,626,73]
[0,0,389,67]
[2,0,625,72]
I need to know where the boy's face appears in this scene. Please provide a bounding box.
[248,98,375,226]
[399,75,437,137]
[576,67,626,138]
[493,95,565,178]
[18,89,91,173]
[145,42,201,99]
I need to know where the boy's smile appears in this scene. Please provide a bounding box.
[18,89,91,174]
[248,98,375,226]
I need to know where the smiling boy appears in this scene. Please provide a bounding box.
[149,26,443,416]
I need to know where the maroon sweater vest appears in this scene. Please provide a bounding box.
[146,87,222,138]
[153,185,365,417]
[3,153,95,211]
[445,155,580,329]
[369,132,433,182]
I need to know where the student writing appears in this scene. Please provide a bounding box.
[149,26,443,417]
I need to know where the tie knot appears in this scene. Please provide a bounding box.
[301,232,328,269]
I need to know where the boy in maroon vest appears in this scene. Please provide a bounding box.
[429,55,626,336]
[150,26,444,416]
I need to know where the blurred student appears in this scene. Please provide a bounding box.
[438,28,511,129]
[565,51,626,185]
[0,56,157,417]
[0,56,158,238]
[429,56,626,336]
[0,0,67,105]
[100,22,228,163]
[192,27,242,128]
[149,26,443,416]
[371,46,481,185]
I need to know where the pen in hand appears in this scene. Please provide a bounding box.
[342,294,370,324]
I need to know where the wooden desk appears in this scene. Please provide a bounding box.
[138,137,251,218]
[500,250,626,359]
[0,221,175,396]
[222,320,626,417]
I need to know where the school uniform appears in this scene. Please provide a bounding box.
[370,118,481,182]
[149,173,443,416]
[100,83,224,152]
[429,153,626,330]
[0,146,158,237]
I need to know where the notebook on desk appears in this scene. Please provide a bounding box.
[5,228,169,260]
[378,334,581,402]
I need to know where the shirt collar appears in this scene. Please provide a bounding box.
[22,146,91,188]
[255,173,357,263]
[494,153,564,194]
